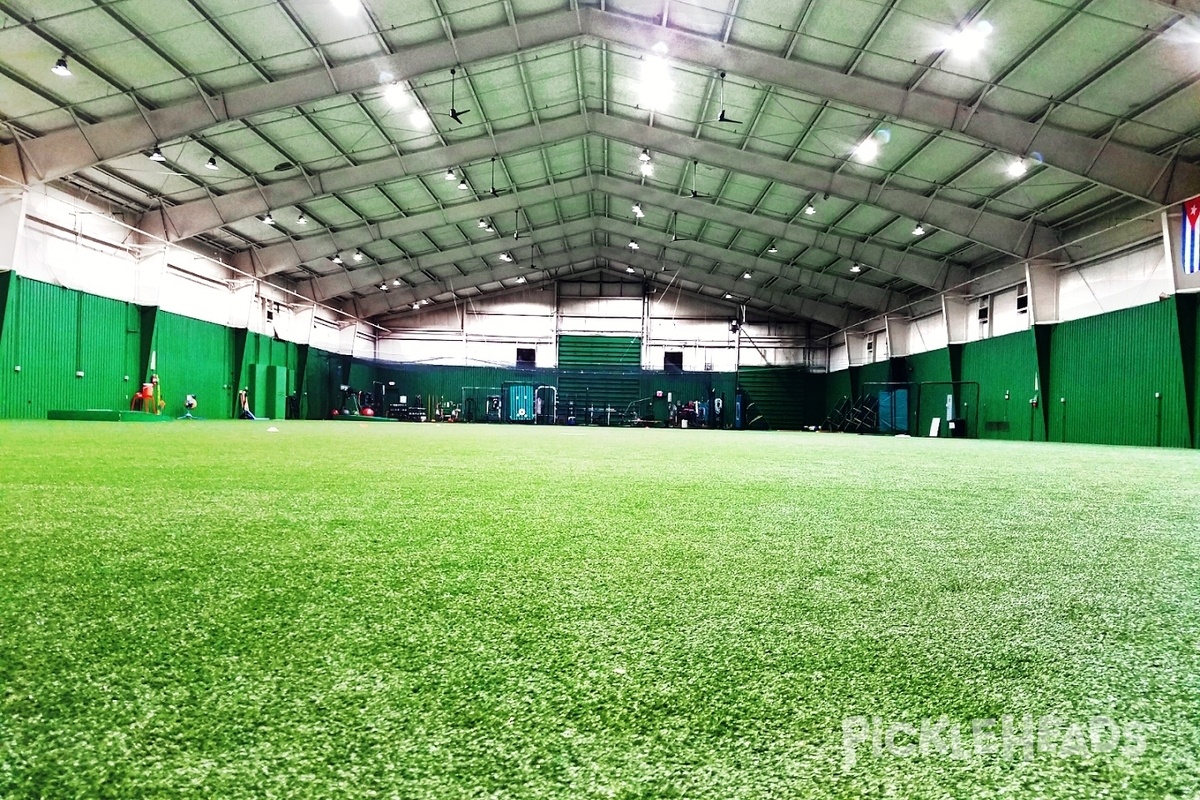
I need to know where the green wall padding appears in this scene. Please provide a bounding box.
[0,276,140,418]
[823,369,852,422]
[151,311,235,418]
[557,336,643,414]
[557,335,642,367]
[737,365,819,429]
[1048,300,1190,447]
[903,349,955,436]
[960,330,1045,442]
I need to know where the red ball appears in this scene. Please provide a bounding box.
[363,408,374,416]
[331,409,339,416]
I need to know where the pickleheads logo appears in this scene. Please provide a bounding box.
[840,714,1147,773]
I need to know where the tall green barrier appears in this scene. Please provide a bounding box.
[960,331,1045,442]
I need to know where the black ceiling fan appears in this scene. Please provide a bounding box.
[441,68,471,125]
[489,156,502,197]
[686,160,715,201]
[699,71,743,126]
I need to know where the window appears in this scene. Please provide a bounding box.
[1016,282,1029,314]
[978,301,990,324]
[516,348,536,368]
[664,351,684,374]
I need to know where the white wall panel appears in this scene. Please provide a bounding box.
[1057,246,1172,322]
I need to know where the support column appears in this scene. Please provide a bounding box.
[885,316,911,358]
[942,295,970,344]
[1026,261,1059,324]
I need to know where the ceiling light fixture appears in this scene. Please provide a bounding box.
[478,219,488,229]
[384,82,409,108]
[945,20,993,59]
[332,255,343,265]
[205,156,219,171]
[628,239,640,251]
[768,244,778,254]
[853,136,880,164]
[724,293,734,300]
[632,203,645,218]
[353,251,364,262]
[516,276,527,284]
[626,266,636,273]
[458,178,469,191]
[499,252,513,263]
[51,55,72,77]
[804,204,816,216]
[1007,159,1027,178]
[262,213,275,225]
[412,303,421,310]
[912,223,926,237]
[850,264,862,273]
[639,149,652,163]
[331,0,360,14]
[297,213,308,225]
[380,283,388,291]
[742,272,753,280]
[148,146,166,162]
[444,169,456,181]
[393,278,401,287]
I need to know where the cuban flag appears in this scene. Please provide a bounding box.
[1184,199,1200,274]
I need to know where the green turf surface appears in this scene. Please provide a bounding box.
[1,421,1198,798]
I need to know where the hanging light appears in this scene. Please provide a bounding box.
[804,204,816,216]
[444,169,456,181]
[850,264,862,273]
[767,244,778,254]
[51,55,72,77]
[724,293,734,300]
[412,303,421,310]
[1007,159,1027,178]
[516,276,527,284]
[148,146,166,162]
[853,136,880,163]
[478,219,489,229]
[332,255,343,265]
[380,283,388,291]
[626,266,636,274]
[297,213,308,225]
[742,272,753,280]
[204,156,219,171]
[639,162,654,178]
[912,223,926,237]
[262,213,275,225]
[393,278,401,287]
[353,251,364,262]
[639,149,652,163]
[384,82,409,108]
[499,252,513,263]
[632,203,645,219]
[458,178,469,191]
[628,239,639,251]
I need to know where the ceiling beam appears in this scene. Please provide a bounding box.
[306,217,595,302]
[5,9,1196,208]
[591,216,897,314]
[1143,0,1200,14]
[236,175,595,276]
[594,174,967,291]
[0,9,587,186]
[140,115,591,242]
[595,246,859,329]
[145,112,1050,260]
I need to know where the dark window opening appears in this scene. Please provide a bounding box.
[664,351,684,374]
[516,348,536,368]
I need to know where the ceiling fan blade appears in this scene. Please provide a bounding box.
[717,110,743,125]
[449,108,471,124]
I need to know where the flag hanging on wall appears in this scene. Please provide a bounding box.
[1184,199,1200,274]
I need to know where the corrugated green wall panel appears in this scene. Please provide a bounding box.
[558,335,642,367]
[904,349,954,435]
[824,369,852,421]
[737,366,819,429]
[152,311,235,418]
[960,330,1044,441]
[0,276,139,418]
[301,347,340,419]
[1048,300,1190,447]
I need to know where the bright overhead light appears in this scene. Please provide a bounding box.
[912,223,926,237]
[262,213,275,226]
[626,266,636,273]
[458,178,469,191]
[478,219,488,229]
[632,203,645,218]
[412,303,421,310]
[639,49,674,112]
[51,56,72,77]
[516,276,527,284]
[742,272,753,280]
[444,169,456,181]
[945,20,993,59]
[204,156,218,171]
[332,255,343,265]
[148,146,166,162]
[384,83,410,108]
[393,278,401,286]
[639,149,652,163]
[768,244,778,253]
[499,252,513,263]
[639,162,654,178]
[297,213,308,225]
[380,283,388,291]
[331,0,360,14]
[724,293,734,300]
[804,204,816,216]
[850,264,862,273]
[628,239,640,251]
[853,136,879,164]
[409,109,431,130]
[1007,159,1027,178]
[353,251,364,262]
[485,224,495,232]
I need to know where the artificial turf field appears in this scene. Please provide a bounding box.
[1,421,1198,799]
